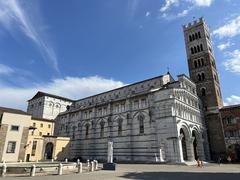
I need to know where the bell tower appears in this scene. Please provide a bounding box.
[183,17,226,159]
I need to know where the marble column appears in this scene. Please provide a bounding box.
[107,141,113,163]
[178,134,184,162]
[187,137,195,161]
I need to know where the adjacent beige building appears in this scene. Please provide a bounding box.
[24,117,55,161]
[0,107,31,162]
[25,117,70,161]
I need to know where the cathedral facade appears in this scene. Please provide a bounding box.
[29,74,209,163]
[27,18,229,163]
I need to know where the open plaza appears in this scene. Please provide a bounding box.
[1,163,240,180]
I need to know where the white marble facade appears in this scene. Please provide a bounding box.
[27,92,73,120]
[50,74,210,163]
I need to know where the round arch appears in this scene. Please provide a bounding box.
[44,142,54,160]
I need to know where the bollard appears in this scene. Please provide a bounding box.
[87,160,90,171]
[93,160,97,171]
[1,163,7,177]
[90,161,94,172]
[30,164,36,177]
[58,163,63,175]
[65,158,68,163]
[95,160,98,170]
[77,162,82,173]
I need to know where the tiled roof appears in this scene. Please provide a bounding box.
[0,106,30,116]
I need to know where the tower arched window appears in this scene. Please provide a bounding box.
[78,123,81,131]
[201,88,206,96]
[192,34,195,40]
[138,115,144,134]
[194,46,197,53]
[189,35,192,42]
[201,58,204,66]
[198,32,201,38]
[194,61,197,68]
[191,47,194,54]
[197,45,200,52]
[197,74,201,81]
[201,73,205,80]
[195,33,198,39]
[200,44,203,51]
[197,59,201,67]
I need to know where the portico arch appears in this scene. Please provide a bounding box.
[180,128,188,160]
[45,142,54,159]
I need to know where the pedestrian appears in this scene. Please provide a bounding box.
[217,156,221,165]
[196,157,200,168]
[200,160,203,168]
[227,156,231,163]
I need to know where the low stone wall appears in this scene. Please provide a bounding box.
[0,160,99,177]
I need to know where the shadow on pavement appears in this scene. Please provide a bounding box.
[120,171,240,180]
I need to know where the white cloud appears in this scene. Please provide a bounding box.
[0,0,58,71]
[160,0,179,12]
[160,7,191,20]
[176,9,189,17]
[0,64,14,75]
[223,49,240,74]
[217,41,234,50]
[225,95,240,105]
[213,16,240,39]
[159,0,213,20]
[191,0,214,7]
[0,76,125,110]
[145,11,150,17]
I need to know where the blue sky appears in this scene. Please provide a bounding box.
[0,0,240,110]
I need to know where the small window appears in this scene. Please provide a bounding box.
[31,131,34,135]
[138,115,144,134]
[100,122,104,138]
[6,141,16,153]
[33,123,36,127]
[40,123,43,128]
[85,124,89,138]
[11,125,19,131]
[47,133,50,136]
[118,119,123,136]
[38,102,42,106]
[201,88,206,96]
[39,132,42,136]
[48,124,51,128]
[31,141,37,156]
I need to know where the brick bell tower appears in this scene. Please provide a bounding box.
[182,17,226,160]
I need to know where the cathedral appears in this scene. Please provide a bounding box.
[27,18,229,163]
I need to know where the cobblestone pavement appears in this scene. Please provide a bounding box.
[4,163,240,180]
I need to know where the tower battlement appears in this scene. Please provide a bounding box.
[182,17,205,30]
